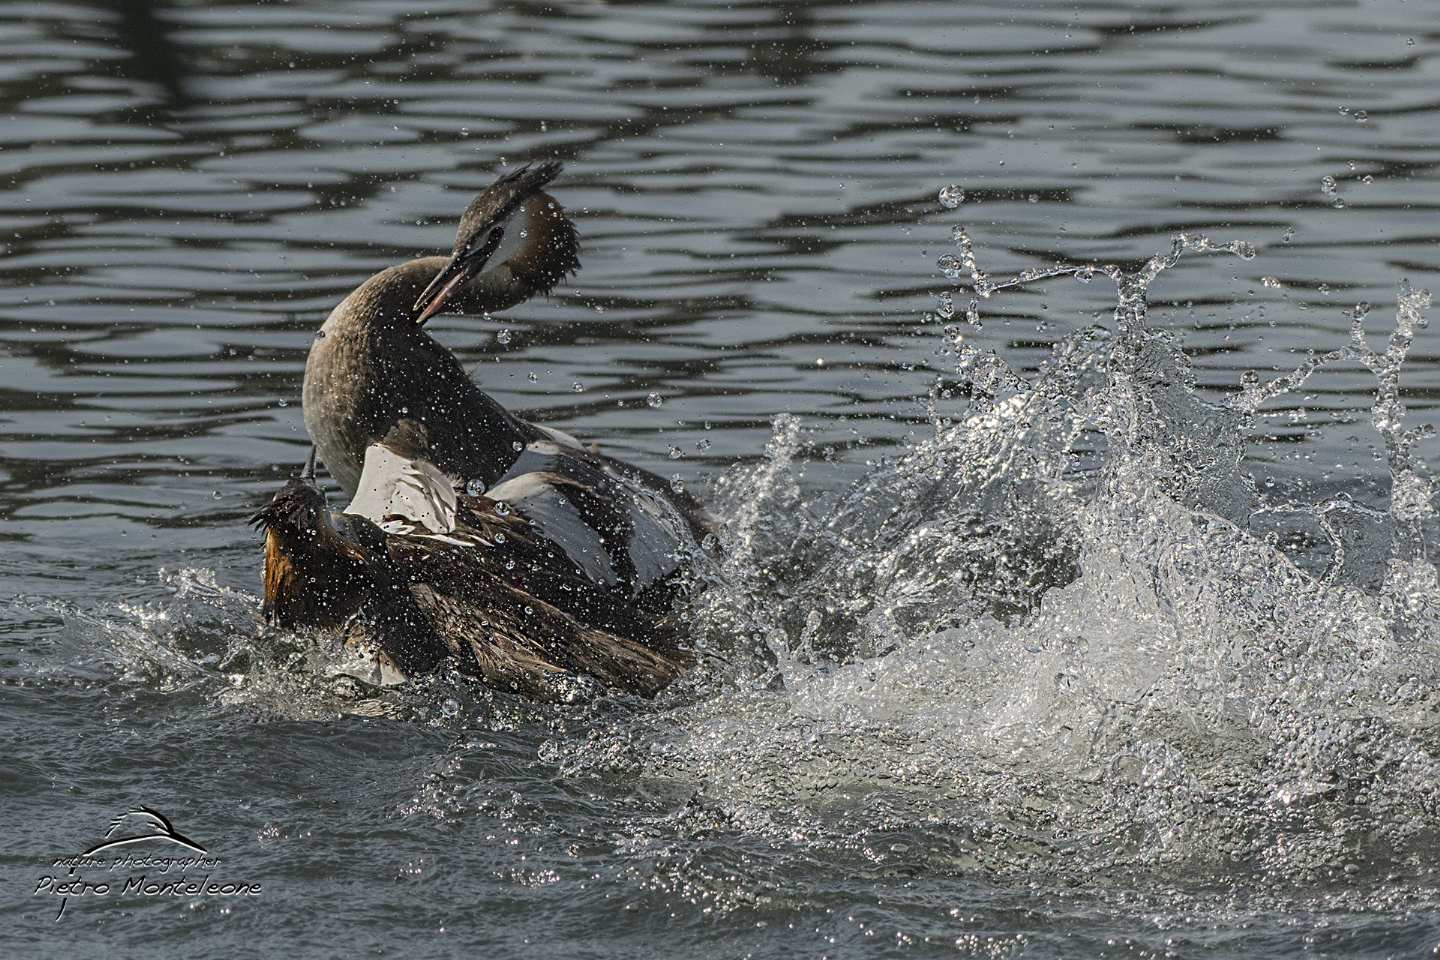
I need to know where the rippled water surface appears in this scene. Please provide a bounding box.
[4,1,1440,957]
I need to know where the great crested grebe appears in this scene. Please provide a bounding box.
[264,161,712,697]
[253,426,692,700]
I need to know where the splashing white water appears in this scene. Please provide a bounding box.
[556,230,1440,891]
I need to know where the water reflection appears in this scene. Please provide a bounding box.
[110,0,190,107]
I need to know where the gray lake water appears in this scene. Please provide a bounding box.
[3,1,1440,957]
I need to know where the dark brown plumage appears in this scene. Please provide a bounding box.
[252,461,693,702]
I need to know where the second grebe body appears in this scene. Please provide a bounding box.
[255,423,693,699]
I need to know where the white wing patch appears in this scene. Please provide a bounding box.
[488,443,688,593]
[534,424,586,450]
[487,472,621,586]
[344,443,459,537]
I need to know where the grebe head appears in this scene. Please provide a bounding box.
[412,160,580,324]
[250,476,329,541]
[250,450,327,542]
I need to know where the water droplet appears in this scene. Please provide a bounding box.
[1262,276,1283,289]
[494,500,511,516]
[571,382,584,393]
[668,446,682,460]
[211,490,223,500]
[696,438,711,451]
[527,372,538,382]
[1354,110,1368,123]
[465,478,485,496]
[669,475,685,494]
[936,291,955,319]
[937,254,964,280]
[512,440,524,452]
[495,532,506,544]
[277,399,288,408]
[965,298,981,327]
[937,184,965,209]
[646,392,663,409]
[440,698,459,718]
[1321,175,1338,197]
[496,329,512,345]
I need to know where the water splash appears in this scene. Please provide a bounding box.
[556,229,1440,898]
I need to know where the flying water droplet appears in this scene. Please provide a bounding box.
[496,329,512,345]
[937,184,966,209]
[646,392,663,409]
[936,291,955,319]
[965,298,981,327]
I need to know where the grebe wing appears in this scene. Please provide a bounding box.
[532,422,585,450]
[343,438,459,537]
[487,440,693,597]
